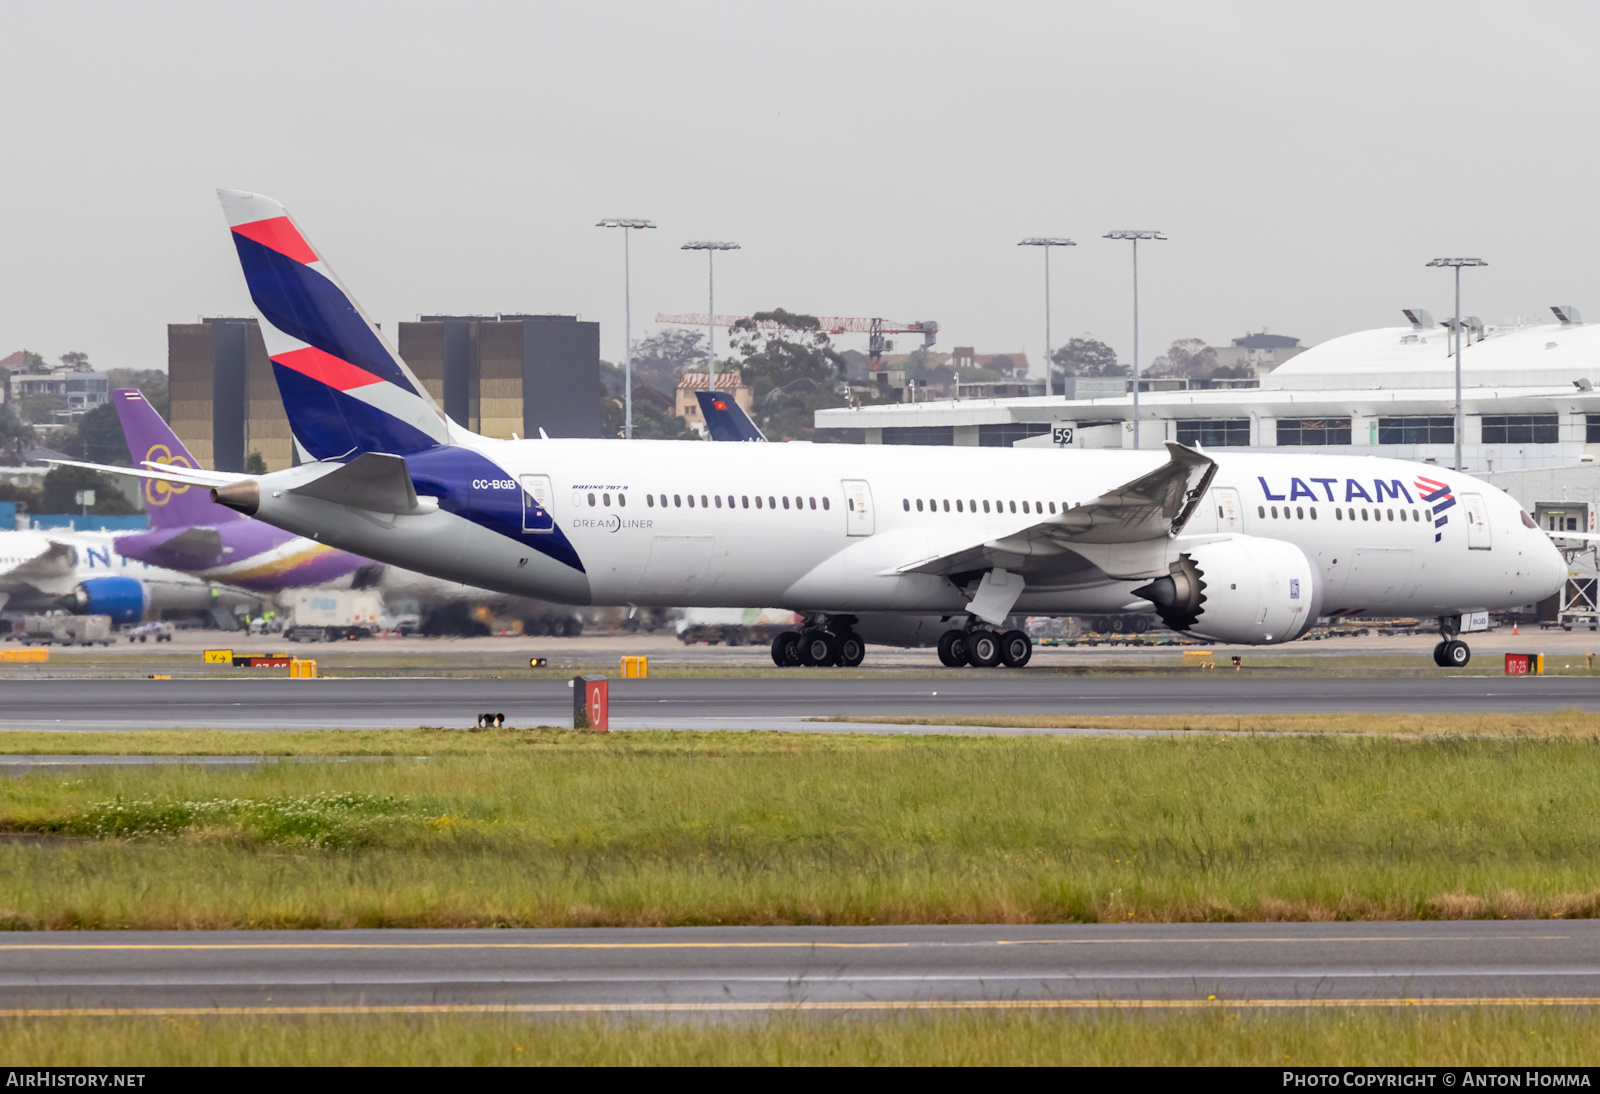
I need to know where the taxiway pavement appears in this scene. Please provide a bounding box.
[1,675,1598,731]
[3,922,1597,1013]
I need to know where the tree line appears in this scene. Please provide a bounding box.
[0,352,169,518]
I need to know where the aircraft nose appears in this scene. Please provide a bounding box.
[1536,531,1567,600]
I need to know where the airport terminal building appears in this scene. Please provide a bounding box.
[816,309,1600,475]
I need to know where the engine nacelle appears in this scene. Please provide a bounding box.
[1135,535,1322,645]
[67,576,148,626]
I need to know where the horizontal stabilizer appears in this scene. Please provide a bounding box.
[43,458,246,490]
[289,452,418,515]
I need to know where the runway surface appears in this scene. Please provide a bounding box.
[3,922,1598,1013]
[1,675,1598,731]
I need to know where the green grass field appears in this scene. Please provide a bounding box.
[4,730,1600,927]
[827,709,1600,736]
[4,1008,1600,1066]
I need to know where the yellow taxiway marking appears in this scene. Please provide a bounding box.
[0,935,1572,953]
[5,999,1600,1018]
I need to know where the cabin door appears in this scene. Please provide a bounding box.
[1213,487,1243,532]
[842,480,875,536]
[521,475,554,533]
[1463,493,1492,550]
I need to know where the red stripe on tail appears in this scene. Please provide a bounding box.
[231,216,318,265]
[272,346,383,392]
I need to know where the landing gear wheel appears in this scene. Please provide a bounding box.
[937,630,969,668]
[772,630,802,667]
[965,629,1003,668]
[1093,616,1111,634]
[798,628,839,667]
[836,631,866,667]
[1432,641,1449,667]
[1444,639,1471,668]
[999,629,1033,668]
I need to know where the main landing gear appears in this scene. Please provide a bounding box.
[771,616,866,669]
[1432,615,1471,668]
[936,625,1032,669]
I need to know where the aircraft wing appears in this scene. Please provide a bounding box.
[0,538,78,597]
[150,526,226,560]
[1548,530,1600,544]
[44,458,247,489]
[899,441,1217,578]
[4,540,77,582]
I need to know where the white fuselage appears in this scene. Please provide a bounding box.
[0,530,258,615]
[248,439,1566,633]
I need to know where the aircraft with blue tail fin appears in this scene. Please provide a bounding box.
[59,190,1567,670]
[695,390,766,442]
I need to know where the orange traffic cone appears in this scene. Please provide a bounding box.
[1513,621,1520,636]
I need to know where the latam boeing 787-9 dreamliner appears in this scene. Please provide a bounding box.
[60,191,1565,670]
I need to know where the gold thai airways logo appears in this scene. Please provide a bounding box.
[143,444,193,506]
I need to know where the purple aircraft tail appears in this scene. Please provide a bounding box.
[111,388,245,529]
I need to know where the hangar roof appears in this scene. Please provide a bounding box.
[1264,320,1600,391]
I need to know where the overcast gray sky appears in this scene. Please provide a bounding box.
[3,1,1598,377]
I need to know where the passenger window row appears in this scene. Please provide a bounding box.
[640,493,829,511]
[1255,504,1433,523]
[901,498,1060,516]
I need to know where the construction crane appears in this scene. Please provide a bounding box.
[655,313,938,372]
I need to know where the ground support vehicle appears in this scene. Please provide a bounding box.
[14,613,115,647]
[286,590,382,643]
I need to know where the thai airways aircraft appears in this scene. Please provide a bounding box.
[99,387,602,629]
[107,388,380,593]
[66,190,1566,670]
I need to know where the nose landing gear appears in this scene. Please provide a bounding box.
[1433,615,1471,667]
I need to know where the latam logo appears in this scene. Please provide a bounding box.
[1258,476,1416,504]
[1414,475,1456,543]
[1258,475,1455,544]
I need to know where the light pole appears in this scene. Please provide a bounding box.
[596,218,657,438]
[1425,256,1488,472]
[1017,237,1075,397]
[681,241,740,394]
[1103,230,1167,448]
